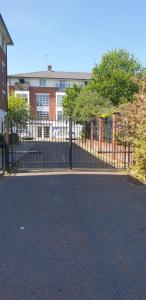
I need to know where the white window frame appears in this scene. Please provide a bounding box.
[56,92,65,121]
[36,111,49,120]
[36,93,49,112]
[39,79,47,87]
[57,111,64,121]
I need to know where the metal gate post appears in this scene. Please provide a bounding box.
[10,121,14,169]
[112,113,116,162]
[98,117,104,152]
[3,116,9,172]
[0,121,4,170]
[123,142,127,170]
[69,118,72,169]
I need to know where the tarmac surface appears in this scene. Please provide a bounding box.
[0,173,146,299]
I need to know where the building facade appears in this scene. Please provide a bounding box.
[8,66,92,138]
[0,14,13,128]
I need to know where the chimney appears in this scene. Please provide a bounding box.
[48,64,52,72]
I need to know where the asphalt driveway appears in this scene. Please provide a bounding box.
[0,173,146,299]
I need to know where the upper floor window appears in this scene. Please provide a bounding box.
[57,95,64,107]
[36,94,49,106]
[59,81,65,91]
[19,78,25,84]
[39,79,46,87]
[56,82,70,90]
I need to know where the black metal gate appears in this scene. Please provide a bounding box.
[6,116,133,171]
[0,120,4,171]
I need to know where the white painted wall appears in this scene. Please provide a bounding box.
[9,78,85,88]
[29,78,60,87]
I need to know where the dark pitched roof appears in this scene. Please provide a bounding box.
[0,14,13,45]
[9,71,92,80]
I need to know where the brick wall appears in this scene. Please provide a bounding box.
[0,46,7,112]
[30,87,58,120]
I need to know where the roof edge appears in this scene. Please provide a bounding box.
[0,14,14,45]
[8,71,92,79]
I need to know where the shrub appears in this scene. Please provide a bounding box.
[118,89,146,181]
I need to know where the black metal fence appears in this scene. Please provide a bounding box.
[0,120,4,171]
[0,116,132,171]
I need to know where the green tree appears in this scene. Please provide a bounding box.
[117,75,146,180]
[8,95,31,125]
[62,84,81,118]
[73,88,113,122]
[90,49,143,106]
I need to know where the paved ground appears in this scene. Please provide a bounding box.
[0,173,146,299]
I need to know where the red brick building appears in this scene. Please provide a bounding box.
[8,66,91,138]
[0,14,13,126]
[8,65,91,120]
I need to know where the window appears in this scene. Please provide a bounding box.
[39,79,46,87]
[57,95,64,107]
[19,78,25,84]
[37,111,49,120]
[36,94,49,106]
[57,111,63,121]
[38,127,42,138]
[44,126,50,138]
[59,81,65,91]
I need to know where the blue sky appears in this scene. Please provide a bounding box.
[1,0,146,74]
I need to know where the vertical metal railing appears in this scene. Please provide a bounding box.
[3,115,134,171]
[3,116,9,172]
[0,120,4,171]
[10,121,14,169]
[1,121,4,170]
[69,118,72,169]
